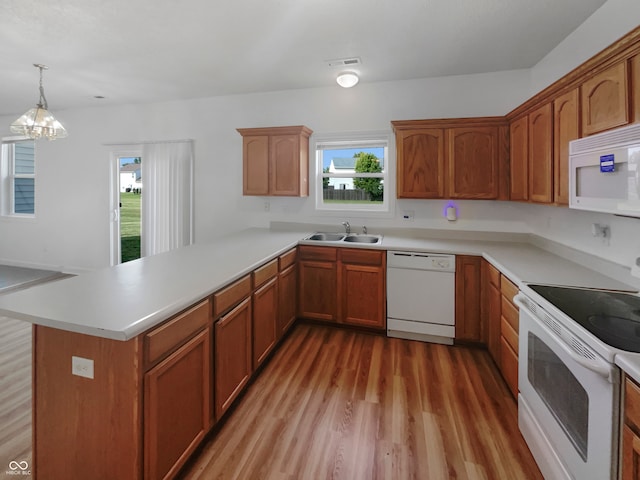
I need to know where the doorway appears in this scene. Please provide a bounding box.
[119,156,142,262]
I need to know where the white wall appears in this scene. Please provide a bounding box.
[0,0,638,274]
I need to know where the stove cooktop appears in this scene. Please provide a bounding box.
[528,285,640,353]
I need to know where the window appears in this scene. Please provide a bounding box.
[315,132,391,213]
[1,138,36,216]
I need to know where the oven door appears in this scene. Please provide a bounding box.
[515,294,620,480]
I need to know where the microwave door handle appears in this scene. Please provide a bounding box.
[514,294,614,382]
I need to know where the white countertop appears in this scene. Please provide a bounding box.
[0,227,635,343]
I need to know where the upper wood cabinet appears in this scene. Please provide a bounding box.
[447,127,500,199]
[237,125,312,197]
[395,128,445,198]
[581,61,629,136]
[392,118,508,200]
[509,115,528,201]
[632,54,640,124]
[553,88,580,205]
[528,103,554,203]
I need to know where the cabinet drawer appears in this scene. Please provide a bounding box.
[626,377,640,430]
[213,275,251,317]
[144,299,210,367]
[501,316,518,355]
[279,248,297,270]
[298,245,337,262]
[501,295,519,332]
[500,336,518,398]
[340,248,383,266]
[500,275,518,303]
[253,259,278,289]
[487,263,500,288]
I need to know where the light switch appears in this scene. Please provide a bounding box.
[72,356,94,379]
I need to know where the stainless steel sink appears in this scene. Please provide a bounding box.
[343,235,381,244]
[306,232,345,242]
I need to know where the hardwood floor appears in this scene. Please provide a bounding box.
[181,324,542,480]
[0,317,32,474]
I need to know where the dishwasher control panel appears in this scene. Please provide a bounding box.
[387,251,455,272]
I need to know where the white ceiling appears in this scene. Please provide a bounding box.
[0,0,607,117]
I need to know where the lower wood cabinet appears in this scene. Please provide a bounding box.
[253,277,278,369]
[623,376,640,479]
[215,298,252,419]
[500,275,520,398]
[455,255,482,343]
[298,246,386,330]
[144,328,211,480]
[482,260,502,363]
[278,262,297,336]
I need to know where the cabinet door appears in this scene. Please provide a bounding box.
[447,127,499,199]
[215,298,252,419]
[396,128,445,198]
[298,260,338,322]
[278,263,297,337]
[500,337,518,398]
[482,261,502,364]
[455,256,482,342]
[270,134,301,196]
[242,135,270,195]
[509,116,528,201]
[528,103,553,203]
[622,425,640,480]
[340,260,385,330]
[253,277,278,369]
[553,89,580,205]
[581,61,629,135]
[145,328,211,480]
[632,55,640,124]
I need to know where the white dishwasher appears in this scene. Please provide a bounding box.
[386,251,456,345]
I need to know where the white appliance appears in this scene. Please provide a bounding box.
[386,251,455,345]
[515,284,640,480]
[569,122,640,217]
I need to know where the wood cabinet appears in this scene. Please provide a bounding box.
[215,298,252,419]
[447,127,500,199]
[509,115,529,201]
[528,103,554,203]
[395,128,446,198]
[633,54,640,124]
[623,376,640,480]
[500,276,520,398]
[298,246,338,322]
[144,328,211,480]
[392,118,508,200]
[455,255,482,343]
[237,125,312,197]
[252,277,278,369]
[298,246,386,330]
[553,88,580,205]
[278,248,297,338]
[581,61,629,136]
[482,260,502,364]
[339,249,386,329]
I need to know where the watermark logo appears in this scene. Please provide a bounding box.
[6,460,30,476]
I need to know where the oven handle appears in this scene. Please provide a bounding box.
[514,294,614,382]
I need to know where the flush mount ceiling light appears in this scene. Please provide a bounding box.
[10,64,68,141]
[336,71,359,88]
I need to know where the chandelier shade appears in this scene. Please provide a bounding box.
[10,64,68,140]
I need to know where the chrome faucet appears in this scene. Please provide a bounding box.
[341,221,350,234]
[362,225,367,235]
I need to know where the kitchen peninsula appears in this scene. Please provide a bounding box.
[0,227,636,479]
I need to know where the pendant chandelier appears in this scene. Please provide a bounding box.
[10,64,68,140]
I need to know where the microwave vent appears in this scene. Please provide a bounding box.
[570,123,640,155]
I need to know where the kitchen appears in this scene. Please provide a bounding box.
[1,0,640,479]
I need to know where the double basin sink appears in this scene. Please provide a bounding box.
[304,232,383,245]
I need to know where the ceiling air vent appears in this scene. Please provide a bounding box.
[326,57,362,67]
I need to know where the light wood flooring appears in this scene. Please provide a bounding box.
[0,316,32,474]
[181,324,542,480]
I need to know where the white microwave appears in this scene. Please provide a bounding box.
[569,123,640,217]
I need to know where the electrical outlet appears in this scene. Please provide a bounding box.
[263,201,270,212]
[402,210,414,221]
[72,356,94,379]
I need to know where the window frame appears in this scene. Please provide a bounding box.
[313,131,394,217]
[1,136,36,218]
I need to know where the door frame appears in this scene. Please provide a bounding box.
[109,147,142,266]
